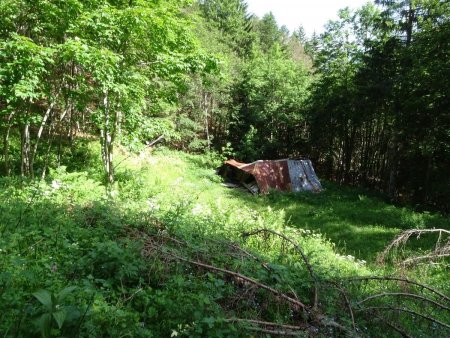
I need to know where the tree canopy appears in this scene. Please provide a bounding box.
[1,0,449,208]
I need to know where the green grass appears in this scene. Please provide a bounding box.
[0,146,448,337]
[135,148,447,264]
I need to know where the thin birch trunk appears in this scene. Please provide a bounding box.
[100,90,114,185]
[21,123,31,177]
[2,111,15,175]
[30,103,54,177]
[204,92,210,150]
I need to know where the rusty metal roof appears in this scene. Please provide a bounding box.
[223,159,322,194]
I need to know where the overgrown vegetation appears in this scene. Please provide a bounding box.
[1,0,449,336]
[1,0,448,208]
[0,147,448,337]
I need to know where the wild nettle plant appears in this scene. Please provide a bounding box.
[32,286,81,338]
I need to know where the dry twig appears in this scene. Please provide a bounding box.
[242,228,319,309]
[344,276,450,302]
[357,292,450,311]
[379,229,450,266]
[372,313,413,338]
[324,280,356,331]
[356,306,450,330]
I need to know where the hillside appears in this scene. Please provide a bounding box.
[0,1,449,336]
[1,147,448,337]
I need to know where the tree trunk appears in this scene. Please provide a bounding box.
[21,123,31,177]
[424,155,433,203]
[2,112,15,176]
[100,91,114,185]
[41,119,56,180]
[204,92,210,150]
[30,103,54,177]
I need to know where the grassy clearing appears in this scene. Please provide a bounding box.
[135,148,448,265]
[0,146,448,337]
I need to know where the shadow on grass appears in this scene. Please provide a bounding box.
[221,182,449,262]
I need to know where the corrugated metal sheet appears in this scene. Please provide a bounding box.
[300,160,322,191]
[287,160,322,192]
[223,158,322,194]
[252,160,290,194]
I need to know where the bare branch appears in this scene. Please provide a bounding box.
[372,313,413,338]
[225,318,310,331]
[242,228,319,309]
[344,276,450,302]
[402,253,450,266]
[357,292,450,311]
[379,228,450,265]
[143,240,308,311]
[357,306,450,329]
[242,229,316,281]
[325,280,356,331]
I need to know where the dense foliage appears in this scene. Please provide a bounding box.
[0,147,448,337]
[2,0,447,209]
[308,1,450,210]
[0,0,449,336]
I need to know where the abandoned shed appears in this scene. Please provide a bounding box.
[220,159,322,194]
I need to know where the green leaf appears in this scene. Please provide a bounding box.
[52,309,67,329]
[33,290,52,311]
[56,286,77,303]
[34,313,52,338]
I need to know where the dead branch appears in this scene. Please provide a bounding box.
[372,313,413,338]
[229,324,306,337]
[357,292,450,311]
[356,306,450,329]
[221,241,272,272]
[225,318,310,331]
[225,318,315,337]
[317,316,361,338]
[143,240,308,311]
[171,254,307,310]
[344,276,450,302]
[379,228,450,265]
[242,228,319,309]
[143,237,361,336]
[223,241,302,302]
[324,280,356,331]
[146,135,164,147]
[227,317,358,337]
[242,229,316,281]
[402,253,450,266]
[149,233,303,303]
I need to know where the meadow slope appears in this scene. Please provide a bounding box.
[0,147,448,337]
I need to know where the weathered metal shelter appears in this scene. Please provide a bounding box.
[220,159,322,194]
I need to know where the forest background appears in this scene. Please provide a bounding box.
[1,1,450,337]
[1,0,449,211]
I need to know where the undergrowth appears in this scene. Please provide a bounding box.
[0,146,448,337]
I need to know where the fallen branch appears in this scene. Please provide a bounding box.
[172,254,307,310]
[143,240,307,311]
[225,318,310,331]
[242,229,316,281]
[230,325,305,336]
[357,292,450,311]
[402,253,450,266]
[379,228,450,265]
[356,306,450,329]
[242,229,319,309]
[146,135,164,147]
[227,317,358,337]
[344,276,450,302]
[372,313,413,338]
[324,280,356,331]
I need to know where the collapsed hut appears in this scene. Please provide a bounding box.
[219,159,322,195]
